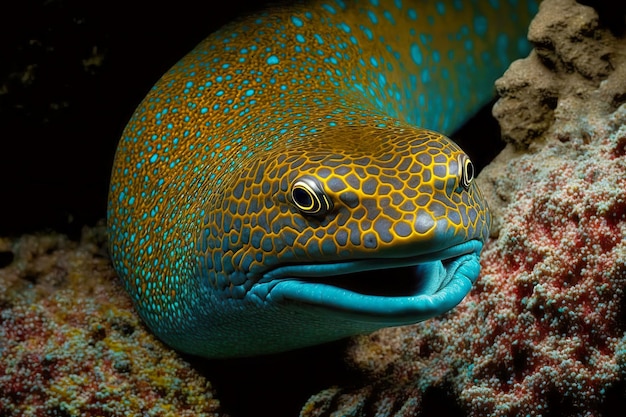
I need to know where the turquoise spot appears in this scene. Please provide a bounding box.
[517,36,530,55]
[474,15,488,36]
[321,3,336,14]
[149,154,158,163]
[410,43,422,65]
[367,10,378,24]
[383,10,395,24]
[361,26,373,40]
[245,89,255,96]
[436,1,445,15]
[185,81,193,88]
[497,33,512,63]
[291,16,304,27]
[267,55,280,65]
[201,107,209,114]
[407,8,417,20]
[296,34,306,43]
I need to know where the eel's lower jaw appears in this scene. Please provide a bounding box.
[255,239,484,325]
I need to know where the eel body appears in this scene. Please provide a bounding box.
[108,0,537,357]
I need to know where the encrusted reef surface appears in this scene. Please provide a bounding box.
[301,0,626,416]
[0,228,223,416]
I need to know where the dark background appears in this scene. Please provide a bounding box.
[0,0,280,237]
[0,0,507,238]
[1,0,623,234]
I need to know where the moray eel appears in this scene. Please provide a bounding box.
[108,0,537,357]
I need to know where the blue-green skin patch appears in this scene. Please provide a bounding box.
[108,0,538,358]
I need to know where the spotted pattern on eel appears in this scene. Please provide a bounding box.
[107,0,538,358]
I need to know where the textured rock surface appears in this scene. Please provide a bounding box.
[301,1,626,415]
[0,227,223,416]
[486,0,626,235]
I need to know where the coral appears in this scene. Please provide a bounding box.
[0,227,223,417]
[486,0,626,235]
[301,0,626,415]
[491,0,623,150]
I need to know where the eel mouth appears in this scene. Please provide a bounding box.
[256,239,484,325]
[303,262,445,297]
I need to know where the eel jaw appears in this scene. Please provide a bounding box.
[254,239,484,325]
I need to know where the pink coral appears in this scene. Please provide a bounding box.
[0,229,223,417]
[461,125,626,414]
[301,0,626,415]
[303,89,626,417]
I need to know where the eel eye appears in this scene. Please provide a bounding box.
[458,154,475,191]
[290,175,333,216]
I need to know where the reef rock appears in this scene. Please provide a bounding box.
[301,0,626,415]
[0,227,223,416]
